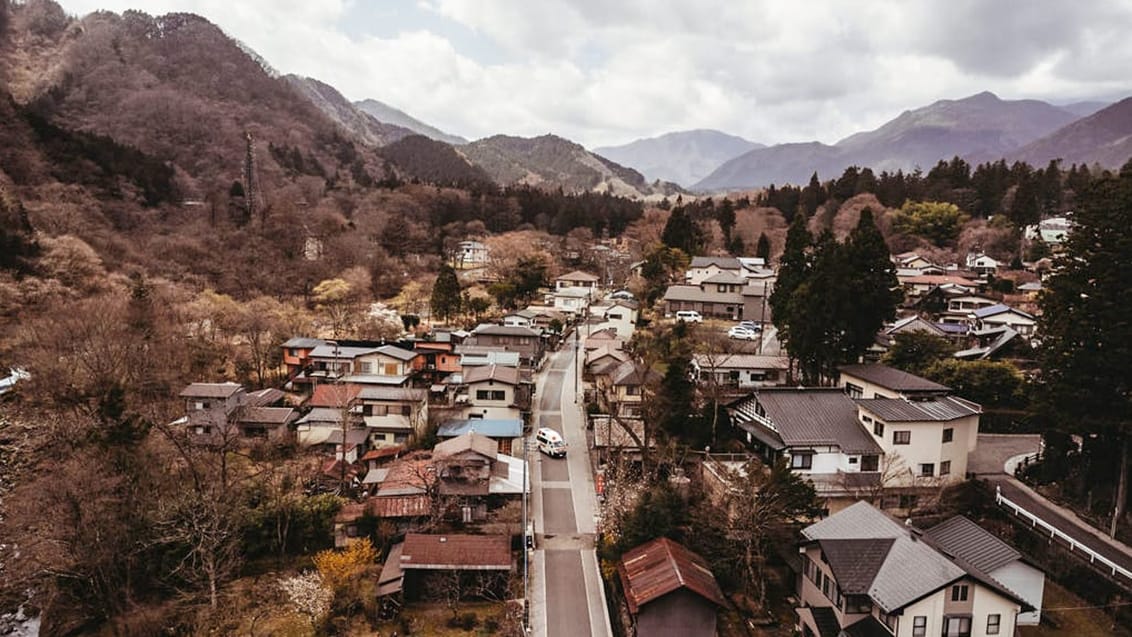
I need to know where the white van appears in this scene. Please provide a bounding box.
[675,310,703,323]
[536,427,567,458]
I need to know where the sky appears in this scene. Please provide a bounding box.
[53,0,1132,149]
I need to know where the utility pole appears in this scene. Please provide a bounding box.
[522,433,530,632]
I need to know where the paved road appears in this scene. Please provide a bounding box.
[530,345,611,637]
[973,433,1132,588]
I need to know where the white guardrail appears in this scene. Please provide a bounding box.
[995,485,1132,583]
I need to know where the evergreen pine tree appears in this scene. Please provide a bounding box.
[430,264,462,323]
[755,232,771,261]
[843,208,902,360]
[769,212,812,352]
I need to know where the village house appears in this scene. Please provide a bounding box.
[551,286,592,315]
[356,385,429,447]
[459,363,530,421]
[393,533,512,602]
[898,274,980,300]
[685,255,770,285]
[691,353,790,390]
[554,269,601,293]
[595,360,662,419]
[840,364,980,489]
[968,304,1038,337]
[432,432,528,522]
[618,537,728,637]
[965,252,1001,278]
[454,239,489,268]
[728,389,885,513]
[354,344,420,377]
[437,418,523,455]
[796,501,1037,637]
[180,382,296,441]
[592,298,638,339]
[412,335,462,384]
[281,337,326,379]
[464,324,545,369]
[662,279,771,323]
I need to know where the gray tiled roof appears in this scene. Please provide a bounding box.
[817,538,894,594]
[702,272,747,285]
[662,285,743,304]
[802,501,964,614]
[689,255,741,269]
[282,337,326,349]
[840,616,894,637]
[180,382,243,399]
[923,515,1021,574]
[839,364,950,393]
[472,324,541,338]
[464,364,521,385]
[357,386,427,402]
[740,389,883,455]
[376,344,419,361]
[855,396,980,422]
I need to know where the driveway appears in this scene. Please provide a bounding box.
[969,433,1041,476]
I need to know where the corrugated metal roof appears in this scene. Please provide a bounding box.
[400,533,511,570]
[375,344,419,361]
[662,284,743,304]
[692,353,789,371]
[923,515,1020,574]
[357,386,427,402]
[839,364,950,393]
[282,337,325,349]
[370,495,432,518]
[748,389,883,455]
[180,382,242,398]
[855,396,980,422]
[433,431,499,459]
[617,537,727,614]
[438,419,523,438]
[464,364,521,385]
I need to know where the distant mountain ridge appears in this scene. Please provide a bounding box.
[593,129,763,187]
[461,133,679,198]
[1008,97,1132,169]
[694,92,1084,191]
[284,75,415,147]
[355,98,467,146]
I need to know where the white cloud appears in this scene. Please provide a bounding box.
[52,0,1132,148]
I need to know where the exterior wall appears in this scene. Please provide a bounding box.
[893,592,946,637]
[636,589,718,637]
[989,561,1042,625]
[601,308,637,339]
[354,353,413,376]
[978,314,1037,336]
[786,447,845,475]
[839,374,901,399]
[968,583,1021,637]
[860,410,978,485]
[613,384,644,417]
[466,380,519,420]
[686,264,735,285]
[695,365,785,388]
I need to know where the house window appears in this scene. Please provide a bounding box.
[848,456,858,464]
[790,452,813,470]
[986,614,1001,635]
[845,595,871,614]
[845,382,863,398]
[874,421,885,437]
[912,616,927,637]
[883,613,899,633]
[943,427,954,443]
[289,348,300,357]
[942,616,971,637]
[940,460,951,476]
[861,414,873,424]
[920,463,934,477]
[383,363,399,375]
[625,385,640,396]
[475,390,506,401]
[821,573,831,598]
[401,405,412,416]
[360,361,374,374]
[861,455,879,472]
[951,584,969,602]
[369,405,388,417]
[893,430,911,445]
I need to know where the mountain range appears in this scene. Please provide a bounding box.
[2,2,1132,202]
[594,129,763,187]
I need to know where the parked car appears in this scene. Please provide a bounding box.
[610,290,635,300]
[737,320,762,332]
[675,310,703,323]
[728,326,759,340]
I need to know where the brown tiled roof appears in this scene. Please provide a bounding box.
[839,364,950,394]
[617,537,727,614]
[369,495,432,518]
[463,364,521,385]
[400,533,511,570]
[433,431,499,459]
[308,383,361,408]
[375,454,436,496]
[610,360,661,387]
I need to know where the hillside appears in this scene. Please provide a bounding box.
[693,141,844,190]
[1008,97,1132,169]
[284,75,416,147]
[355,98,467,146]
[593,129,762,187]
[462,133,670,197]
[377,134,492,187]
[0,6,387,196]
[694,92,1081,191]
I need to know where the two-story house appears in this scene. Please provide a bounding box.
[356,385,429,448]
[281,337,326,379]
[464,324,545,369]
[455,240,489,268]
[796,501,1035,637]
[728,388,885,513]
[968,304,1037,338]
[840,364,980,490]
[965,252,1001,278]
[354,344,420,377]
[555,269,600,293]
[461,364,528,421]
[432,432,528,521]
[595,360,661,419]
[180,382,296,441]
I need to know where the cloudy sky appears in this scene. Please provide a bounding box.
[54,0,1132,148]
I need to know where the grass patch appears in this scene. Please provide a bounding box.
[1020,578,1132,636]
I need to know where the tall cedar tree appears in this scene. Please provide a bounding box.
[430,264,462,323]
[769,212,812,372]
[843,208,902,357]
[1038,159,1132,537]
[755,232,771,261]
[787,231,851,384]
[661,206,701,256]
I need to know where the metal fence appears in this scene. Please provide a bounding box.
[995,485,1132,583]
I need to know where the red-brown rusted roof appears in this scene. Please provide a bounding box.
[369,495,432,518]
[400,533,511,570]
[617,537,727,614]
[308,383,361,408]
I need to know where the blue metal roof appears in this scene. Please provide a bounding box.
[437,418,523,438]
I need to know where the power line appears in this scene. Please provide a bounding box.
[1044,600,1132,611]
